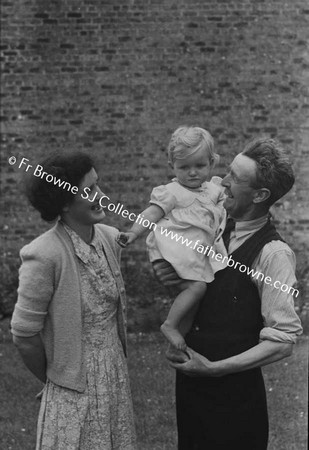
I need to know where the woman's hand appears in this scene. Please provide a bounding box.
[167,347,220,377]
[12,334,47,383]
[152,259,182,286]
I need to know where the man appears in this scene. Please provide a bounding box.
[154,137,303,449]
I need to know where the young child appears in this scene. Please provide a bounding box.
[118,126,227,350]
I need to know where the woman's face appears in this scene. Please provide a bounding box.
[62,168,106,226]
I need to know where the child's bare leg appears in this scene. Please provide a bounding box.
[165,298,201,363]
[178,297,201,337]
[161,280,207,350]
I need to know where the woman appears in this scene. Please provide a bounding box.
[11,152,136,449]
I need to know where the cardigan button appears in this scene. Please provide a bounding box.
[195,325,200,331]
[115,271,120,276]
[120,287,125,293]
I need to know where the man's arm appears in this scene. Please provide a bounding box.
[13,334,47,383]
[153,240,300,377]
[255,242,303,343]
[155,255,296,376]
[168,339,293,377]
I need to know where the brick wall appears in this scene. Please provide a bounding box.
[1,0,309,321]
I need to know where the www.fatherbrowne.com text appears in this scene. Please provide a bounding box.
[10,155,299,299]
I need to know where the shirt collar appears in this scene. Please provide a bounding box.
[62,223,103,264]
[232,214,270,240]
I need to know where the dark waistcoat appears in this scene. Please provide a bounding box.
[176,220,284,450]
[186,219,283,359]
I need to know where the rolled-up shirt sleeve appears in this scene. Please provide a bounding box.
[253,241,303,344]
[11,245,54,337]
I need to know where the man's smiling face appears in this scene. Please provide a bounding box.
[221,153,260,221]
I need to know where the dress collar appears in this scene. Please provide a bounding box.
[61,222,103,264]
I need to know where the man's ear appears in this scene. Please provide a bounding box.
[253,188,271,204]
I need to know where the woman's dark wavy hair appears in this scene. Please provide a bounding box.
[25,151,95,222]
[242,137,295,206]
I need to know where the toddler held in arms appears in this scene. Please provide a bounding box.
[118,126,227,350]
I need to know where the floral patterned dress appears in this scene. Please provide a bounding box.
[36,225,136,450]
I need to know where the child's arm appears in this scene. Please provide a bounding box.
[117,204,164,246]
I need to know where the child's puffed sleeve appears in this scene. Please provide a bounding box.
[149,185,177,215]
[10,245,54,337]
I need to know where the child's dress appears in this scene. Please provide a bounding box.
[146,176,227,283]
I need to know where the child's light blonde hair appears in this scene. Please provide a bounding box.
[167,126,219,166]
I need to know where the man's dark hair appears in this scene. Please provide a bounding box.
[242,137,295,206]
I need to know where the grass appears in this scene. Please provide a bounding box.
[0,318,307,450]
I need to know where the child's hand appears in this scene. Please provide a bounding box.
[116,232,137,248]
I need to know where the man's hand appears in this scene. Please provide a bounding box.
[167,347,220,377]
[152,259,182,286]
[165,344,190,363]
